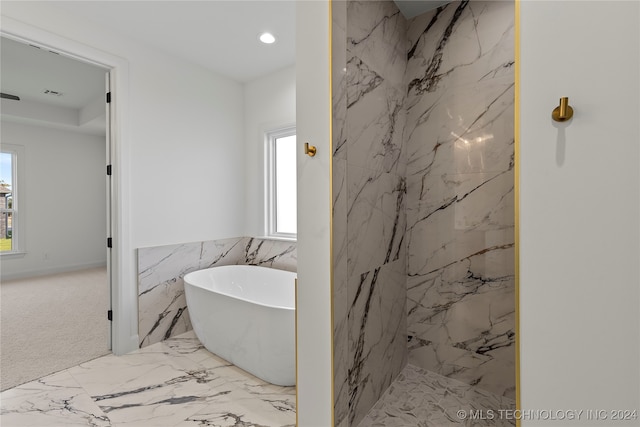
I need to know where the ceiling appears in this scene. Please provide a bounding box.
[52,0,297,84]
[49,0,448,79]
[1,0,448,136]
[1,36,108,135]
[0,1,296,136]
[1,37,106,109]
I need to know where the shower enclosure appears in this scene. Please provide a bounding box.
[331,1,516,425]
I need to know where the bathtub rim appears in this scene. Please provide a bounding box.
[184,265,296,312]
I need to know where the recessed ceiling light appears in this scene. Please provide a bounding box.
[259,32,276,44]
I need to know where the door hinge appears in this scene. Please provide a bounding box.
[107,310,113,321]
[107,164,112,176]
[107,237,112,248]
[106,92,111,103]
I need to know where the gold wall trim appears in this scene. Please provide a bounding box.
[328,1,335,426]
[295,278,299,427]
[514,0,522,426]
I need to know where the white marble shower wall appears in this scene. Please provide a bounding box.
[332,0,515,424]
[405,0,515,398]
[332,1,408,426]
[137,237,296,348]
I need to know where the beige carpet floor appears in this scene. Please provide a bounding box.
[0,267,110,391]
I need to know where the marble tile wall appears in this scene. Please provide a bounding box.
[332,1,408,426]
[137,237,297,348]
[333,0,515,423]
[332,2,349,424]
[405,0,516,398]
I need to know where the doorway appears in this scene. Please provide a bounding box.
[0,35,112,390]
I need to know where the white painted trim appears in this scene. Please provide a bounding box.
[1,17,138,355]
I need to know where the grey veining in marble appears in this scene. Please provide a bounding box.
[347,260,407,425]
[333,0,515,423]
[0,331,295,426]
[333,1,408,426]
[358,364,515,426]
[138,237,297,348]
[405,0,515,398]
[332,3,350,424]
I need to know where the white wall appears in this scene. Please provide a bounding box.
[129,52,245,247]
[244,65,296,237]
[1,121,106,280]
[519,1,639,424]
[1,1,245,247]
[1,1,245,353]
[296,1,333,425]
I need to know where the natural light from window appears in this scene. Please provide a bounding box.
[275,134,296,234]
[267,127,297,239]
[0,151,14,253]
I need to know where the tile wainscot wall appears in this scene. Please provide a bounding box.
[137,237,297,348]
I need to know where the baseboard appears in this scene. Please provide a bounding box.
[1,261,108,281]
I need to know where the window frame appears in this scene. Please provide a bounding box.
[265,126,297,240]
[0,144,24,256]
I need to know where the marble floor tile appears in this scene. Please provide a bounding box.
[3,333,515,427]
[358,364,515,427]
[1,331,296,427]
[0,370,110,427]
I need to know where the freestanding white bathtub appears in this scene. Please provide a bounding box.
[183,265,296,386]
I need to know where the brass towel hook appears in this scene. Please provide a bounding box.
[552,97,574,122]
[304,142,317,157]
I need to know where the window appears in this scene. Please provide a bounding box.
[266,127,297,239]
[0,149,17,253]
